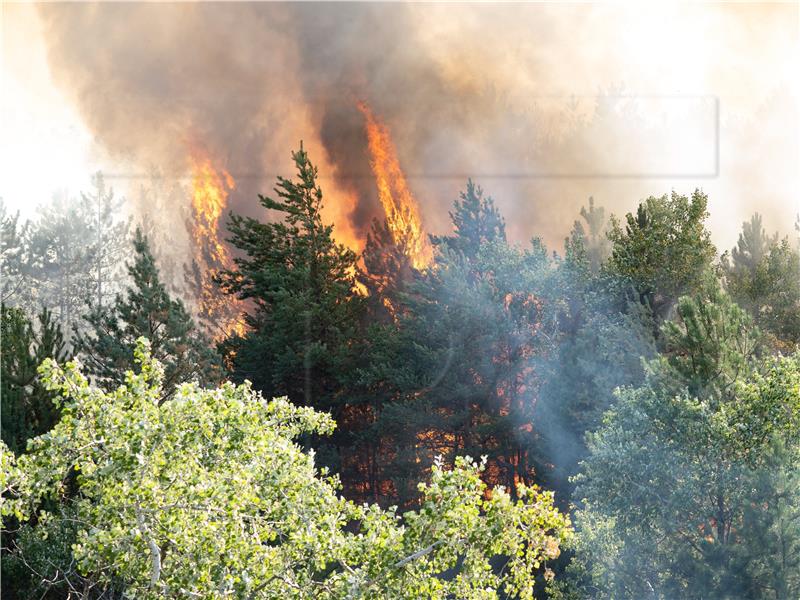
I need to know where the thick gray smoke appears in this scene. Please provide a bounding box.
[36,2,799,254]
[37,4,298,215]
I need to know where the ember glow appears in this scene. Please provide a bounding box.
[188,150,246,339]
[358,102,434,270]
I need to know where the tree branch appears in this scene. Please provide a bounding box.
[135,503,161,589]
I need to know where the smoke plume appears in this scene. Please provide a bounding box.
[35,2,799,255]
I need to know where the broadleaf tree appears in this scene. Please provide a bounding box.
[605,190,716,322]
[3,339,572,599]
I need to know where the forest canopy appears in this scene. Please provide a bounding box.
[1,146,799,599]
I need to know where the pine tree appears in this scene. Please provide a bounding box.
[360,182,556,504]
[1,305,68,454]
[1,201,32,306]
[82,172,130,309]
[662,274,762,398]
[431,179,506,259]
[351,219,425,500]
[218,144,363,414]
[135,172,194,300]
[536,299,656,498]
[2,182,129,337]
[757,238,800,346]
[73,228,222,398]
[729,213,778,275]
[26,194,96,335]
[360,218,415,322]
[535,199,655,498]
[725,215,800,349]
[564,197,610,275]
[564,283,800,599]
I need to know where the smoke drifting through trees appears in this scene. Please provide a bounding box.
[3,5,799,597]
[33,2,798,260]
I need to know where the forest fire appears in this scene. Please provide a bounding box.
[358,102,433,270]
[5,5,799,597]
[190,152,234,262]
[188,150,246,340]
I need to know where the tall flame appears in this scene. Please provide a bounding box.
[358,102,433,270]
[189,150,246,340]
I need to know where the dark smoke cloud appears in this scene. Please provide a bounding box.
[36,2,799,254]
[37,4,297,213]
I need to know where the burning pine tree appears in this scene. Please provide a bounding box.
[186,149,247,341]
[358,101,433,270]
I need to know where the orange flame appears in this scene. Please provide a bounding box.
[188,150,246,340]
[358,102,433,270]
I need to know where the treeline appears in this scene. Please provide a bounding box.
[2,145,799,598]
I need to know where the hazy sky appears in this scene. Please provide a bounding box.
[2,2,798,252]
[2,3,98,215]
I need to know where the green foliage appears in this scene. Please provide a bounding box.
[357,182,558,503]
[564,279,800,598]
[25,195,97,334]
[0,304,72,598]
[1,305,68,454]
[360,218,416,322]
[5,339,571,599]
[81,172,131,309]
[535,198,655,498]
[1,176,130,336]
[1,201,31,305]
[606,190,716,320]
[535,298,655,497]
[1,440,27,521]
[563,197,610,276]
[219,144,363,414]
[733,440,800,599]
[431,179,506,260]
[72,228,222,398]
[757,238,800,346]
[661,274,762,399]
[729,213,778,273]
[6,155,799,600]
[1,502,109,599]
[725,215,800,348]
